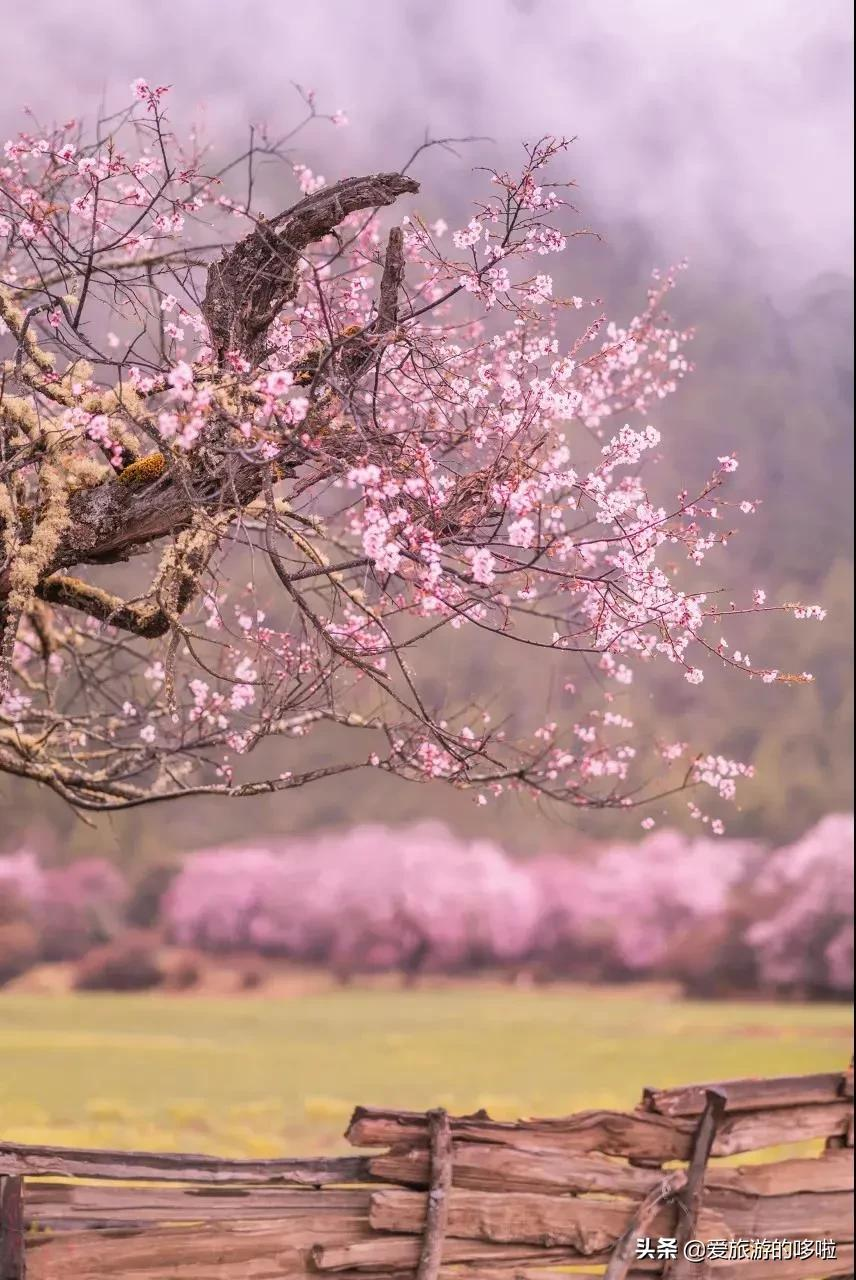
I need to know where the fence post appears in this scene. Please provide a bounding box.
[0,1175,26,1279]
[415,1108,453,1280]
[663,1087,727,1280]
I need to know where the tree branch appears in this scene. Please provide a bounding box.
[376,226,406,335]
[202,172,419,363]
[36,508,227,638]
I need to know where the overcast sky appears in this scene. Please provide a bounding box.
[3,0,853,292]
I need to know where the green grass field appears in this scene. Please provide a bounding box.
[0,986,851,1157]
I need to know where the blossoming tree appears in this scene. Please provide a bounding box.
[0,83,821,816]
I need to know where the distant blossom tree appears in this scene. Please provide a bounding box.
[528,830,759,979]
[745,813,854,997]
[0,850,128,959]
[165,822,540,978]
[0,81,823,820]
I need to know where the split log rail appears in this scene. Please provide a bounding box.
[0,1067,852,1279]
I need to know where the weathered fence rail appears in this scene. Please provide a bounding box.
[0,1066,852,1279]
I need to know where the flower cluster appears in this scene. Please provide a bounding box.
[0,87,820,816]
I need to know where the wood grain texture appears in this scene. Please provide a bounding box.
[642,1071,849,1117]
[368,1187,729,1255]
[368,1184,853,1251]
[414,1110,452,1280]
[347,1101,852,1162]
[0,1141,369,1186]
[312,1232,607,1272]
[369,1142,854,1199]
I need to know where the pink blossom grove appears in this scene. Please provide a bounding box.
[1,816,851,995]
[0,82,824,823]
[157,816,851,995]
[164,822,541,978]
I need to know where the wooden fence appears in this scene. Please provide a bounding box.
[0,1067,852,1279]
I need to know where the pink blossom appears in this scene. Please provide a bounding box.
[263,370,294,396]
[467,548,496,585]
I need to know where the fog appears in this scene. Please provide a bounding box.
[3,0,853,291]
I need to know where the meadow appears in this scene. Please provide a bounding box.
[0,985,851,1159]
